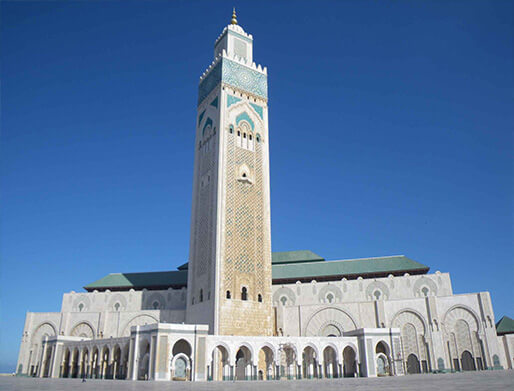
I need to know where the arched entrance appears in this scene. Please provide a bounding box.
[375,341,390,376]
[235,346,252,380]
[406,354,421,374]
[112,345,121,379]
[279,344,297,380]
[61,349,70,378]
[71,348,79,378]
[42,345,53,378]
[171,339,192,380]
[210,345,230,381]
[100,346,110,379]
[30,323,56,377]
[461,351,476,371]
[120,343,130,379]
[258,346,275,380]
[323,346,338,378]
[302,346,318,379]
[138,340,150,380]
[342,346,357,377]
[90,347,99,378]
[80,348,89,378]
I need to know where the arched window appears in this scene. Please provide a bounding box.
[152,301,160,309]
[229,125,234,134]
[249,134,252,141]
[257,294,262,302]
[199,289,203,302]
[243,132,247,139]
[237,131,241,136]
[114,302,120,312]
[78,303,84,312]
[256,134,261,143]
[226,290,231,299]
[422,287,429,297]
[241,287,248,301]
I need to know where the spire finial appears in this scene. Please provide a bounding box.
[231,7,238,25]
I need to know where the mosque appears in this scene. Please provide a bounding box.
[16,11,513,381]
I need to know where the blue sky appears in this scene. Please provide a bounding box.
[1,0,512,373]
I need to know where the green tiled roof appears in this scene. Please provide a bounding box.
[496,316,514,335]
[119,251,323,276]
[85,270,187,291]
[272,250,324,264]
[272,255,428,282]
[85,252,428,291]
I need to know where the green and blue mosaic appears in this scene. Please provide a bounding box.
[227,95,242,107]
[236,112,255,131]
[198,58,267,105]
[250,103,263,119]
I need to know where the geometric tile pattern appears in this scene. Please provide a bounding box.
[198,58,267,105]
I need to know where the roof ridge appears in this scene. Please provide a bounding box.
[328,255,407,262]
[273,255,407,267]
[273,249,317,253]
[109,270,181,276]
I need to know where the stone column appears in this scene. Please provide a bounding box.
[108,358,114,380]
[131,330,139,381]
[222,363,226,381]
[67,358,73,378]
[48,341,62,378]
[91,360,95,378]
[79,356,84,379]
[59,356,65,378]
[38,341,48,378]
[127,338,135,380]
[148,336,155,380]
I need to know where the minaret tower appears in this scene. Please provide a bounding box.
[186,10,273,336]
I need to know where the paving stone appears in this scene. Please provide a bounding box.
[1,371,513,391]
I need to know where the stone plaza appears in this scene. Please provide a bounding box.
[1,371,514,391]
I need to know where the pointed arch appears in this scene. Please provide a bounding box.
[121,314,158,337]
[70,321,95,338]
[304,307,357,336]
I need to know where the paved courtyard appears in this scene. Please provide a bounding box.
[1,371,513,391]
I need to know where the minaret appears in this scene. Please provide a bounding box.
[186,10,273,336]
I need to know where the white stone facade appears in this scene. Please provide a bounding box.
[16,270,509,380]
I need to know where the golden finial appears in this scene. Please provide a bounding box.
[231,7,238,25]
